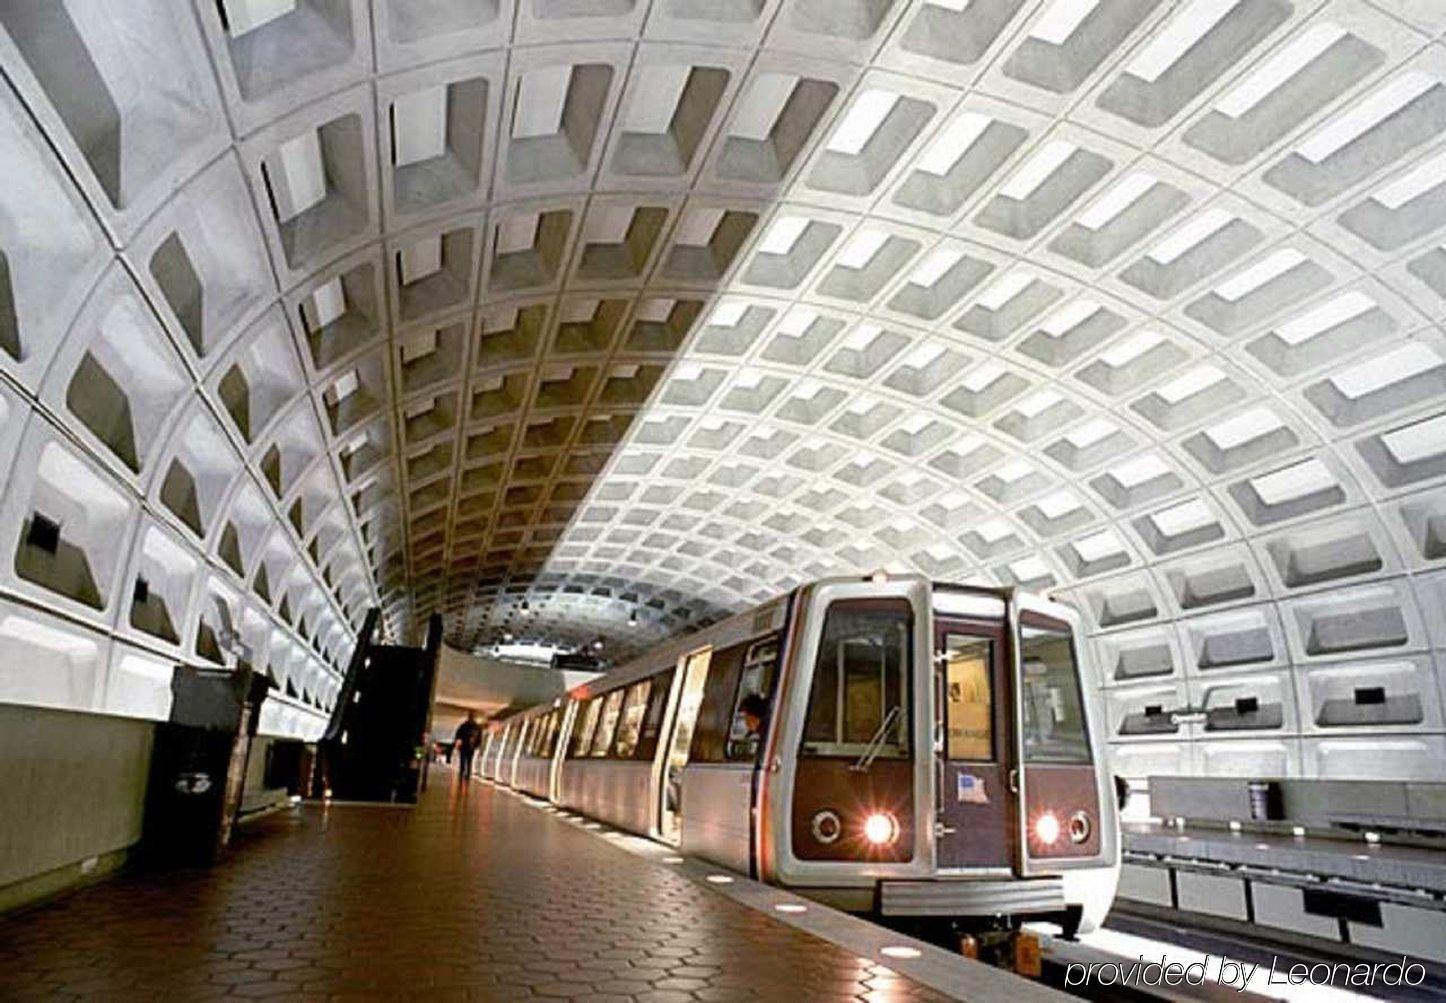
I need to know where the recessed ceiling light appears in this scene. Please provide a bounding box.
[1216,22,1347,119]
[915,112,991,176]
[1213,249,1305,301]
[1076,172,1157,231]
[975,270,1035,310]
[1380,413,1446,466]
[1329,343,1440,400]
[1074,530,1125,563]
[826,90,900,156]
[1125,0,1239,84]
[1041,298,1101,336]
[1028,0,1098,45]
[909,247,963,287]
[1275,291,1375,346]
[1146,208,1234,265]
[999,140,1075,200]
[1155,364,1225,404]
[1372,147,1446,210]
[1250,458,1336,506]
[1297,72,1438,165]
[1203,406,1283,451]
[837,228,890,269]
[759,216,809,255]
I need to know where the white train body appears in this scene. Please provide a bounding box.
[482,576,1121,935]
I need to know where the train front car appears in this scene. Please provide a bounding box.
[758,576,1118,939]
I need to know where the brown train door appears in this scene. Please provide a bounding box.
[933,618,1015,871]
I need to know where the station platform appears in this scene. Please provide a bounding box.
[0,766,1058,1002]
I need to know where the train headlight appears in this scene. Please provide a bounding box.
[863,812,899,846]
[1033,811,1060,846]
[1069,810,1092,844]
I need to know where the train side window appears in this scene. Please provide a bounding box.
[541,710,561,757]
[688,641,750,763]
[801,599,911,758]
[590,688,625,757]
[611,679,652,758]
[725,635,781,762]
[569,698,600,758]
[633,669,675,760]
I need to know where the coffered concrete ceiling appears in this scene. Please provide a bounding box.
[2,0,1446,771]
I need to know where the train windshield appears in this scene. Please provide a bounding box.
[802,599,911,758]
[1017,623,1091,765]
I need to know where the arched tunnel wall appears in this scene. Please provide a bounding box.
[2,0,1446,898]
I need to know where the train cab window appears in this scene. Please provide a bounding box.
[590,688,625,757]
[802,599,911,758]
[569,698,600,758]
[611,679,652,758]
[725,635,781,762]
[1018,622,1091,764]
[688,641,750,763]
[633,669,674,760]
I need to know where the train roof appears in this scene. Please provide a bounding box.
[560,575,1079,704]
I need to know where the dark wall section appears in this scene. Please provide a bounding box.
[0,704,154,912]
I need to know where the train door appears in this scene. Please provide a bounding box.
[934,615,1015,871]
[508,720,530,785]
[548,702,574,802]
[478,731,494,779]
[1012,602,1108,876]
[492,724,507,778]
[658,648,712,844]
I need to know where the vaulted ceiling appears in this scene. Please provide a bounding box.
[2,0,1445,771]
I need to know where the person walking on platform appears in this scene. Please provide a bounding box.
[454,712,482,781]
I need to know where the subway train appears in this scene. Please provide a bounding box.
[477,575,1120,938]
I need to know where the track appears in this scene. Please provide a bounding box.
[880,900,1446,1002]
[1091,902,1446,1002]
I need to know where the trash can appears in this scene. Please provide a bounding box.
[141,665,272,867]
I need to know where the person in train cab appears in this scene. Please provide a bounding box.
[738,693,769,741]
[721,692,771,762]
[454,712,482,780]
